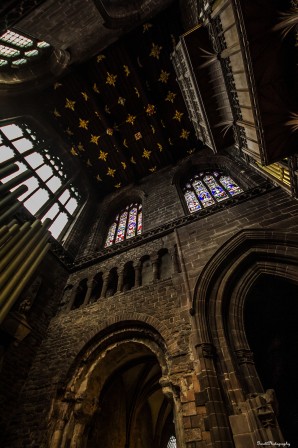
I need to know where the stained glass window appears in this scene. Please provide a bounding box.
[105,203,142,247]
[167,435,177,448]
[183,170,242,213]
[0,29,51,70]
[0,119,81,240]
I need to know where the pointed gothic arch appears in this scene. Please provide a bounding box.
[48,322,182,448]
[192,229,298,448]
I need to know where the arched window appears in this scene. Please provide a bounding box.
[104,202,142,247]
[182,170,242,213]
[0,118,82,240]
[167,435,177,448]
[0,29,51,69]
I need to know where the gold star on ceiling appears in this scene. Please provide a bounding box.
[118,96,126,106]
[99,150,108,161]
[79,118,89,130]
[187,148,195,154]
[114,182,121,189]
[70,147,78,156]
[145,104,156,116]
[150,42,162,59]
[54,82,62,90]
[106,72,117,87]
[126,114,136,125]
[53,109,61,118]
[180,129,190,139]
[157,143,163,151]
[143,23,152,32]
[149,166,157,172]
[78,142,85,151]
[65,98,76,111]
[97,54,106,62]
[142,148,151,159]
[121,162,127,169]
[90,134,100,145]
[123,65,130,76]
[135,132,142,140]
[107,167,116,177]
[165,91,176,103]
[93,83,100,93]
[106,128,113,136]
[173,110,184,122]
[66,127,73,136]
[158,70,170,84]
[81,92,89,101]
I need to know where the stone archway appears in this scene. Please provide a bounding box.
[49,323,182,448]
[192,229,298,448]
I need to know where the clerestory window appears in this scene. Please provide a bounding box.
[104,202,142,247]
[0,119,81,240]
[183,170,242,213]
[0,29,51,69]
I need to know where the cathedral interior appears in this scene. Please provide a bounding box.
[0,0,297,447]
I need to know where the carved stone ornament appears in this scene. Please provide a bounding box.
[198,342,216,358]
[235,348,254,364]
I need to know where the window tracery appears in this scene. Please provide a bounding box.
[0,119,81,240]
[104,202,142,247]
[182,170,242,213]
[0,29,51,69]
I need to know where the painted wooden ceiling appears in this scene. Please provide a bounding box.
[44,3,200,197]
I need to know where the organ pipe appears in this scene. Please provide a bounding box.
[0,163,52,324]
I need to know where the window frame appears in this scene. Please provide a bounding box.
[0,117,82,242]
[181,168,243,214]
[104,202,142,247]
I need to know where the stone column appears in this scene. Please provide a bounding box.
[83,278,93,306]
[134,262,141,287]
[152,255,159,282]
[116,269,124,294]
[66,284,79,311]
[100,272,110,298]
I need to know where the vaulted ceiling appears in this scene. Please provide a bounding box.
[43,2,200,198]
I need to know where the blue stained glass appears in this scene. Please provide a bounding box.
[126,207,137,238]
[220,175,242,195]
[115,211,128,243]
[105,221,117,247]
[192,179,214,207]
[184,190,201,213]
[203,175,228,202]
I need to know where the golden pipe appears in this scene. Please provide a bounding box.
[0,231,49,305]
[0,223,19,248]
[0,223,48,286]
[0,202,23,226]
[0,241,51,324]
[0,184,28,210]
[0,221,32,266]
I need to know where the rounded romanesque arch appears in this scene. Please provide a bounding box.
[192,229,298,448]
[48,321,183,448]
